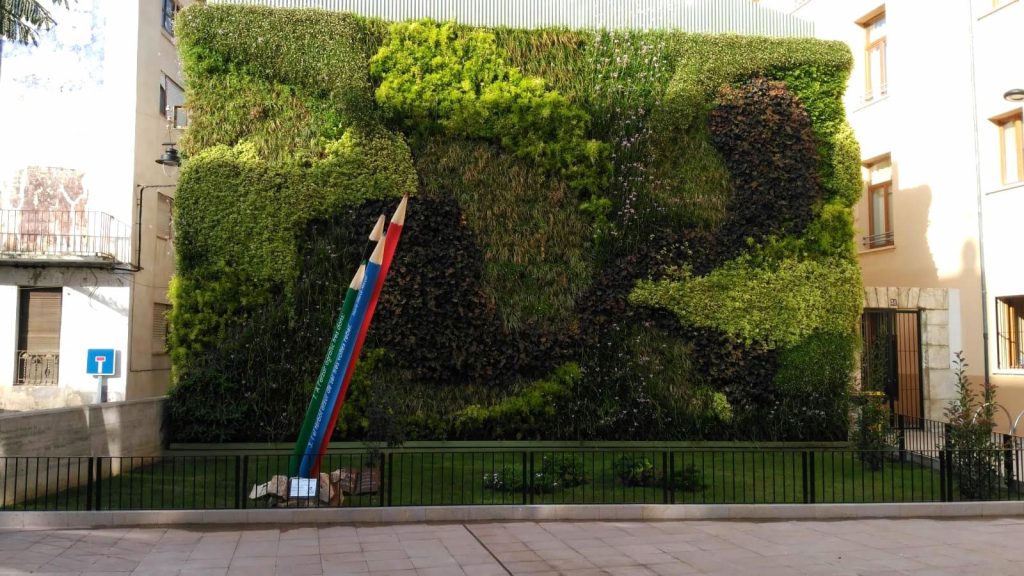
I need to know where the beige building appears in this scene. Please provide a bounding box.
[759,0,1024,432]
[0,0,190,409]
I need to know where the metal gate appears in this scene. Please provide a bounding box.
[861,309,925,424]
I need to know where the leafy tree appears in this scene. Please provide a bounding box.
[944,352,1001,499]
[1,0,68,46]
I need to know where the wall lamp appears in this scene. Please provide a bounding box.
[155,105,186,166]
[155,143,181,167]
[1005,88,1024,102]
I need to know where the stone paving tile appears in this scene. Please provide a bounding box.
[322,559,369,574]
[415,567,466,576]
[5,518,1024,575]
[460,564,506,576]
[228,567,275,576]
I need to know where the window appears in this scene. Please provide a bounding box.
[859,7,887,101]
[162,0,180,36]
[864,156,893,248]
[159,75,186,125]
[152,303,171,355]
[997,296,1024,369]
[16,287,62,385]
[992,111,1023,185]
[156,194,173,240]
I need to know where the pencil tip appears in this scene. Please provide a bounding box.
[351,264,366,288]
[369,235,386,264]
[391,195,408,226]
[369,215,386,242]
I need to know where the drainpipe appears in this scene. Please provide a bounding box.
[965,1,991,387]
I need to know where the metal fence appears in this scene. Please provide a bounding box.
[3,446,1023,511]
[893,414,1024,454]
[0,210,131,264]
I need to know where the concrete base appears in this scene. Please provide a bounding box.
[4,502,1024,529]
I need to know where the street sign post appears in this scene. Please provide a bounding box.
[86,348,116,403]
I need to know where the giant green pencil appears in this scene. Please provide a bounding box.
[289,216,384,476]
[312,195,408,474]
[299,238,386,477]
[288,265,364,477]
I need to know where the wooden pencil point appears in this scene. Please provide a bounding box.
[391,194,409,227]
[369,234,386,264]
[369,215,385,242]
[350,265,365,289]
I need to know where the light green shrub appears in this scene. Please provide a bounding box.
[630,257,862,348]
[370,20,610,194]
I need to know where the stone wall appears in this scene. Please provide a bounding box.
[864,287,956,421]
[0,386,92,412]
[0,397,165,505]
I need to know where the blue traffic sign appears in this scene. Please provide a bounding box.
[86,349,116,376]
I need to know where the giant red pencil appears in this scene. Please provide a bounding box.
[312,194,408,474]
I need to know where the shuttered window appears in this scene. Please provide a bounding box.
[17,288,62,352]
[157,194,173,240]
[153,303,171,354]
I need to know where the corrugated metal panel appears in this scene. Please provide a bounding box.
[208,0,814,37]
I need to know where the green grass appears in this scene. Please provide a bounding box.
[384,450,946,506]
[2,449,965,511]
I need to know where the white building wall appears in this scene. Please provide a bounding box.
[0,267,131,409]
[58,285,131,402]
[0,1,189,409]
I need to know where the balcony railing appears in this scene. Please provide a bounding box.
[0,210,130,265]
[16,351,59,386]
[862,231,894,249]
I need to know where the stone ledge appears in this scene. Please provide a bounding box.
[4,502,1024,529]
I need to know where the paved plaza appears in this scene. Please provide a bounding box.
[2,517,1024,576]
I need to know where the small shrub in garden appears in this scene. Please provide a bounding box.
[481,454,587,493]
[481,465,553,494]
[611,454,658,487]
[666,465,706,493]
[542,454,588,488]
[850,391,893,471]
[482,466,522,493]
[943,352,1001,500]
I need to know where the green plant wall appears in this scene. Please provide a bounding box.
[169,4,862,443]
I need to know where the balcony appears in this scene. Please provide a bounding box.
[16,351,59,386]
[0,210,131,266]
[862,231,894,250]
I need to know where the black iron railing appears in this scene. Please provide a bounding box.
[3,446,1024,511]
[0,210,130,264]
[862,231,894,249]
[15,350,59,385]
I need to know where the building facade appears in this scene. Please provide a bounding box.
[0,0,190,410]
[759,0,1024,430]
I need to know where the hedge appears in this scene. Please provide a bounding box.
[415,137,592,332]
[169,4,863,443]
[630,256,863,348]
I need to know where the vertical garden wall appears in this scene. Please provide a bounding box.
[167,4,863,443]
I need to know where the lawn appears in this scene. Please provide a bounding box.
[2,448,959,511]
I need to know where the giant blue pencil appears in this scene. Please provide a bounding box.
[288,264,364,478]
[298,237,386,477]
[289,216,384,477]
[311,195,408,475]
